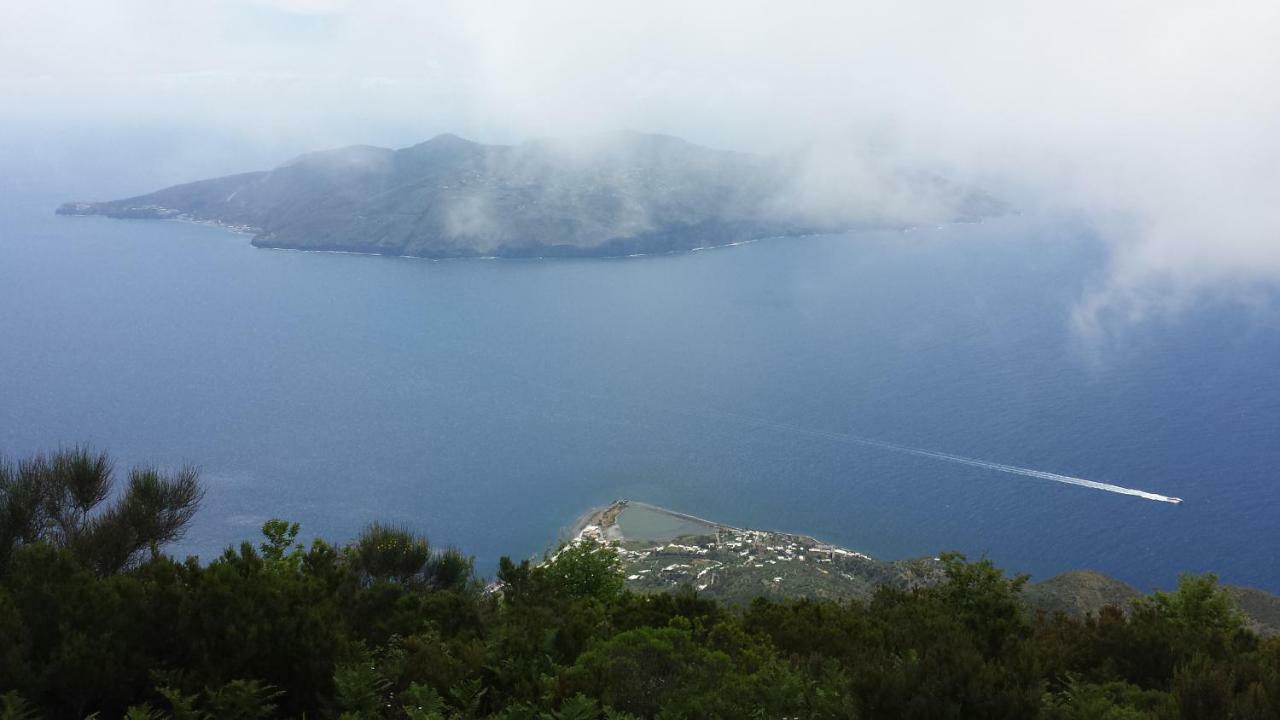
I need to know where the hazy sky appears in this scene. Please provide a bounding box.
[4,1,1279,333]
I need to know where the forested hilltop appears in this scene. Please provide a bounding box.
[4,449,1279,719]
[55,132,1002,259]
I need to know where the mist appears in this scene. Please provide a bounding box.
[4,0,1279,334]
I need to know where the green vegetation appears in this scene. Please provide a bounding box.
[597,521,945,605]
[4,449,1280,718]
[0,447,201,577]
[591,505,1279,638]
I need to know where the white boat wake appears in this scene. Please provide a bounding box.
[779,422,1180,503]
[696,410,1183,504]
[520,377,1184,504]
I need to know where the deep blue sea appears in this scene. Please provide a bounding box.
[2,191,1278,592]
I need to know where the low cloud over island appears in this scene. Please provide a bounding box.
[5,0,1279,335]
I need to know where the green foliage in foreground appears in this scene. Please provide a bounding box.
[3,452,1280,718]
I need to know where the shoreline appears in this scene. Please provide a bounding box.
[571,499,830,550]
[56,208,1004,264]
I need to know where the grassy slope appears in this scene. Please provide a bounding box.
[1226,586,1280,637]
[1021,570,1142,618]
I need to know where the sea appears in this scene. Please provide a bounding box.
[2,166,1278,592]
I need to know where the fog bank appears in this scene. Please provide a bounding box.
[4,1,1279,334]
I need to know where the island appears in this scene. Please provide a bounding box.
[57,132,1004,259]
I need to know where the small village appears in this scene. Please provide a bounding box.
[573,501,944,604]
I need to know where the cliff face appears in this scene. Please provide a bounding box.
[58,133,1004,259]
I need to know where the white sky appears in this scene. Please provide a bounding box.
[4,1,1280,332]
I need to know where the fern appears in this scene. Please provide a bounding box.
[552,694,599,720]
[0,692,38,720]
[123,705,162,720]
[158,685,207,720]
[203,680,282,720]
[401,682,447,720]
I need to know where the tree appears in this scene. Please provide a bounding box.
[539,540,624,603]
[1041,679,1173,719]
[6,446,1280,719]
[0,448,202,576]
[1133,573,1245,653]
[559,626,732,717]
[934,552,1030,656]
[351,522,432,585]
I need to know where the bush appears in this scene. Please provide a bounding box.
[0,448,201,576]
[3,448,1279,718]
[352,523,431,584]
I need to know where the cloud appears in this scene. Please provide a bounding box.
[3,0,1279,331]
[245,0,352,15]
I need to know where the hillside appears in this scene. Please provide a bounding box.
[575,501,1280,635]
[1227,586,1280,637]
[56,132,1003,259]
[575,501,943,604]
[5,448,1280,718]
[1021,569,1143,618]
